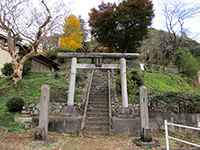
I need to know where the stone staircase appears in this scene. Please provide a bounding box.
[84,70,109,135]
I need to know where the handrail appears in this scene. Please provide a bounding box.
[167,122,200,131]
[81,70,94,131]
[108,70,112,135]
[164,120,200,150]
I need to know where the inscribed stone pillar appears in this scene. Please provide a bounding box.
[120,58,128,108]
[140,86,152,142]
[39,84,49,142]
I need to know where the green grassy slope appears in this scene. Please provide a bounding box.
[0,71,199,130]
[144,72,197,93]
[0,72,67,131]
[0,72,67,103]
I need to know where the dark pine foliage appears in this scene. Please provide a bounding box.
[89,0,154,53]
[6,97,25,112]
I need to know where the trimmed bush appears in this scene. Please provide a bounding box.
[129,70,144,86]
[1,61,31,77]
[6,97,25,112]
[1,63,13,77]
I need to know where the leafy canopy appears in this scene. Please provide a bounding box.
[59,15,83,51]
[89,0,154,52]
[175,48,200,79]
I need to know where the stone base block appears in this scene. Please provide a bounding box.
[140,128,152,142]
[112,116,140,136]
[33,114,82,134]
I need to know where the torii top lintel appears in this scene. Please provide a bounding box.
[57,52,140,59]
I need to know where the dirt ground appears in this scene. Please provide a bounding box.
[0,131,196,150]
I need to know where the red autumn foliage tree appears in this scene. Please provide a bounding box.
[89,0,154,53]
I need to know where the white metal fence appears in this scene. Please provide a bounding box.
[164,120,200,150]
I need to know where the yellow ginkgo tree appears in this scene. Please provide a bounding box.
[59,15,83,51]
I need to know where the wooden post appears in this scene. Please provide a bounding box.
[197,114,200,128]
[120,58,128,108]
[67,57,77,106]
[34,85,49,142]
[140,86,152,142]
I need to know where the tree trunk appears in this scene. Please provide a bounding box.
[12,61,23,84]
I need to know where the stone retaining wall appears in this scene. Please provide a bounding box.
[112,113,200,136]
[33,115,82,134]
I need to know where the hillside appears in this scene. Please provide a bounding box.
[144,71,200,113]
[0,70,200,130]
[144,71,199,94]
[139,28,200,64]
[0,72,67,131]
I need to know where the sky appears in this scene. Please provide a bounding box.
[65,0,200,42]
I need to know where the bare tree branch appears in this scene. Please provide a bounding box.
[0,0,68,83]
[162,0,200,64]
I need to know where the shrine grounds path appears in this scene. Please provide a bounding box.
[0,131,195,150]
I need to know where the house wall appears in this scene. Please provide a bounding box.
[0,50,12,75]
[31,60,52,73]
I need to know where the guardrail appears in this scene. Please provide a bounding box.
[164,120,200,150]
[81,70,94,131]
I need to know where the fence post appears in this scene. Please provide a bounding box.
[165,120,170,150]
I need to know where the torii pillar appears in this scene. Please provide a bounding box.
[57,53,140,113]
[120,58,128,108]
[65,57,77,113]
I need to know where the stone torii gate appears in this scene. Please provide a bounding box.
[58,52,139,112]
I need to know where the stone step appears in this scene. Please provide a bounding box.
[85,126,109,133]
[91,82,107,86]
[90,87,107,89]
[91,89,107,91]
[89,99,108,102]
[89,93,107,96]
[91,82,107,85]
[84,70,110,136]
[87,107,108,112]
[89,101,108,106]
[83,130,109,136]
[89,97,108,100]
[89,93,107,100]
[86,118,109,124]
[89,100,108,104]
[89,103,108,106]
[87,112,109,120]
[87,112,108,117]
[88,107,108,111]
[88,104,108,109]
[91,86,106,88]
[87,118,109,123]
[87,116,109,120]
[89,100,108,103]
[86,120,109,126]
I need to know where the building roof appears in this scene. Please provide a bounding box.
[0,32,60,71]
[32,55,60,71]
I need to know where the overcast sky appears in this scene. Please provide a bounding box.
[64,0,200,42]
